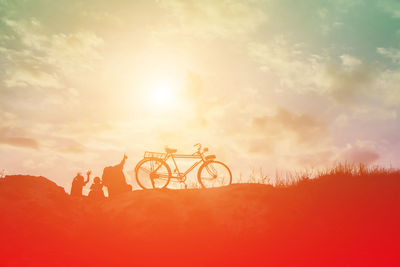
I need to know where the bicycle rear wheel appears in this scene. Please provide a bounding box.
[135,158,171,189]
[197,161,232,188]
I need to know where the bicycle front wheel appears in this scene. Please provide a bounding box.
[135,158,171,189]
[197,161,232,188]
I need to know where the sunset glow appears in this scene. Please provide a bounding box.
[2,2,400,266]
[1,0,400,190]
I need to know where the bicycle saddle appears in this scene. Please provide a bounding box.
[206,155,216,161]
[165,147,177,154]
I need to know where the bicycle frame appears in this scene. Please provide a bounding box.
[155,153,206,182]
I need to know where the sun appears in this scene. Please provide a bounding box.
[147,77,180,110]
[152,84,174,107]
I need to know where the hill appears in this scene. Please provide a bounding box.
[0,171,399,266]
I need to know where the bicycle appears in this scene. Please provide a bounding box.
[135,144,232,189]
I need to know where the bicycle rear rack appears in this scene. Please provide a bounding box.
[144,151,167,159]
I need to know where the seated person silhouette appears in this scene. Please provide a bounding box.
[88,177,105,200]
[71,171,90,197]
[102,154,132,198]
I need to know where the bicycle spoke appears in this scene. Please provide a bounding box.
[198,161,232,188]
[136,158,171,189]
[138,167,151,174]
[205,164,217,177]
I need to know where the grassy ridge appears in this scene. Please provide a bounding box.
[0,165,399,266]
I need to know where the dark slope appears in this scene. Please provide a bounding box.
[0,173,399,266]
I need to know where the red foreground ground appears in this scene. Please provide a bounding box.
[0,172,399,266]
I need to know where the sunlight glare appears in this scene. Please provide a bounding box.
[147,77,180,111]
[153,84,173,106]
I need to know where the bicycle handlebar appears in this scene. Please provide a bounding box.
[194,143,202,151]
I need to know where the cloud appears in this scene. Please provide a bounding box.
[340,54,362,68]
[0,126,40,150]
[48,122,115,139]
[248,37,330,94]
[316,7,345,35]
[0,109,16,124]
[377,47,400,64]
[376,69,400,107]
[4,64,61,88]
[249,37,377,104]
[379,0,400,18]
[0,136,39,150]
[45,31,104,75]
[156,0,268,38]
[58,144,86,154]
[342,147,379,164]
[247,138,275,155]
[236,106,336,170]
[252,107,327,144]
[0,18,104,90]
[325,61,374,103]
[297,150,335,167]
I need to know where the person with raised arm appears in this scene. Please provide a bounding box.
[71,170,91,197]
[102,154,132,198]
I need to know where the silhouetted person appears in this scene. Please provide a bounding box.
[88,177,105,200]
[102,154,132,198]
[71,171,90,197]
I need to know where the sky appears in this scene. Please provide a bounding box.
[1,0,400,189]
